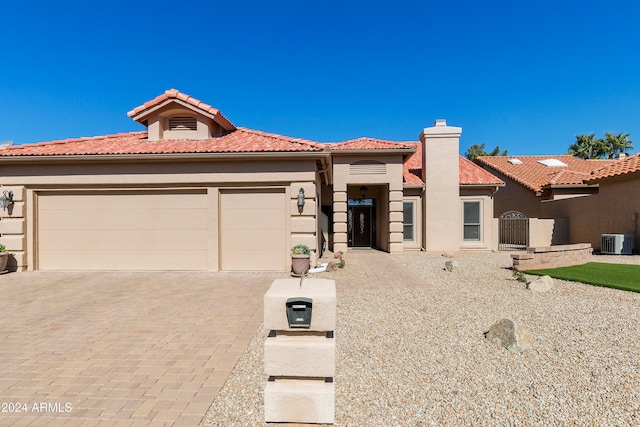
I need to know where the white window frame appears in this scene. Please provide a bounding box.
[462,200,482,242]
[403,200,416,242]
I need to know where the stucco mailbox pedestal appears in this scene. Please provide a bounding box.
[263,278,336,424]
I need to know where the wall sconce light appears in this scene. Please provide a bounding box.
[297,188,305,214]
[360,186,367,199]
[0,190,13,210]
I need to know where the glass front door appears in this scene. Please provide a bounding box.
[348,204,375,247]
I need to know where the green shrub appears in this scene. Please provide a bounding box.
[292,244,310,255]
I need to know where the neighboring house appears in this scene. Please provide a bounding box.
[477,154,638,251]
[0,90,503,272]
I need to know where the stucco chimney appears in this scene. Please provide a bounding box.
[420,119,462,251]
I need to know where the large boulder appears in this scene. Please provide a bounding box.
[485,319,534,353]
[527,275,554,293]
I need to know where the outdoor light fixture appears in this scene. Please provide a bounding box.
[360,186,367,199]
[297,188,305,214]
[0,190,13,210]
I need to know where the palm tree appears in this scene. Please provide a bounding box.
[568,133,604,159]
[603,132,633,159]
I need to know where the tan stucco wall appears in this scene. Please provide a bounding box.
[0,186,26,271]
[528,218,569,247]
[595,177,639,250]
[538,180,638,251]
[540,195,601,248]
[488,173,543,219]
[0,156,322,271]
[421,121,462,251]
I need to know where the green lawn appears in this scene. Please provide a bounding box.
[525,262,640,293]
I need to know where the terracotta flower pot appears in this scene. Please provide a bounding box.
[291,254,310,275]
[0,252,9,272]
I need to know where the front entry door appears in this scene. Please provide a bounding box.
[350,206,372,247]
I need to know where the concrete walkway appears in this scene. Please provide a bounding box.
[0,271,282,426]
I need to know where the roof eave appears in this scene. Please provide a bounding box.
[542,183,598,190]
[460,183,506,188]
[330,148,417,157]
[0,151,330,163]
[586,169,640,185]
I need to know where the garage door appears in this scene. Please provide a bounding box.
[219,189,286,271]
[37,191,208,270]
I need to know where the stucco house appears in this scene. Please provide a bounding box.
[0,89,504,272]
[477,154,638,251]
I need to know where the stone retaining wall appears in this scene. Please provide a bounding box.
[512,243,592,271]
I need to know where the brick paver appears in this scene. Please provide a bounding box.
[0,271,282,426]
[1,250,421,426]
[337,250,426,290]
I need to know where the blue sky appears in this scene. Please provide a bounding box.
[1,1,639,155]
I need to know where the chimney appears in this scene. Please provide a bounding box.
[420,119,462,251]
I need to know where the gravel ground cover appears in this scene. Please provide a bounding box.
[201,251,640,426]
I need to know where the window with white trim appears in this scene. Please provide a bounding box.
[463,201,481,241]
[403,201,415,241]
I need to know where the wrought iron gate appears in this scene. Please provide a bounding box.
[498,211,529,251]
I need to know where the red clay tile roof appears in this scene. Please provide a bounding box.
[477,155,614,193]
[403,143,424,185]
[0,128,325,157]
[586,153,640,183]
[458,156,506,186]
[127,89,235,130]
[329,138,416,151]
[403,142,504,186]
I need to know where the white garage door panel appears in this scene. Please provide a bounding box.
[220,189,286,271]
[38,191,208,271]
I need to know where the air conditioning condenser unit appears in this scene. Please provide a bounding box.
[601,234,635,255]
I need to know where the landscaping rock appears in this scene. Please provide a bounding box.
[325,262,337,272]
[485,319,533,353]
[527,275,554,293]
[442,251,456,258]
[444,260,458,272]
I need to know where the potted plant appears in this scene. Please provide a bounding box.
[291,244,311,275]
[0,244,9,272]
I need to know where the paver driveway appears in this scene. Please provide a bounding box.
[0,270,283,426]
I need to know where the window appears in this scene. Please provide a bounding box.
[463,201,481,241]
[403,201,415,241]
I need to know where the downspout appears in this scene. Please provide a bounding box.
[317,158,331,185]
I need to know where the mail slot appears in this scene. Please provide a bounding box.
[286,297,313,328]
